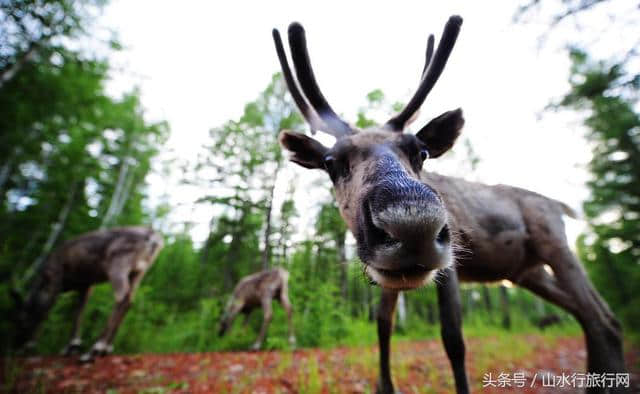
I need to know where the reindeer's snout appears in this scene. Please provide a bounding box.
[356,154,452,289]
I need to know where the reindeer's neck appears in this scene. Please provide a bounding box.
[24,262,62,331]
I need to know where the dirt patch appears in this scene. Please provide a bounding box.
[4,335,638,393]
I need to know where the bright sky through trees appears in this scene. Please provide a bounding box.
[98,0,637,242]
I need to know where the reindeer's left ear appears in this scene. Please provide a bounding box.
[279,130,329,169]
[416,108,464,158]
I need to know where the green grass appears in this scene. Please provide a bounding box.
[21,279,583,356]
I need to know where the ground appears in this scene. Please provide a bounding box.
[3,334,639,393]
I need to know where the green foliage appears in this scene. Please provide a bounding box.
[0,0,167,352]
[555,48,640,333]
[0,4,585,356]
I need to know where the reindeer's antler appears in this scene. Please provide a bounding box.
[422,35,435,77]
[385,16,463,132]
[272,29,326,134]
[272,22,353,138]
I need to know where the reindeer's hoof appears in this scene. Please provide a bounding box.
[61,343,82,356]
[78,352,95,363]
[17,341,37,356]
[250,342,262,351]
[79,341,112,362]
[61,339,83,356]
[376,381,400,394]
[288,336,297,348]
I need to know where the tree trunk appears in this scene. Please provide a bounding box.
[0,156,13,197]
[482,285,493,313]
[261,198,273,270]
[23,179,79,284]
[0,41,38,91]
[101,160,130,229]
[500,285,511,329]
[426,300,436,325]
[396,292,407,328]
[260,161,282,270]
[337,232,348,299]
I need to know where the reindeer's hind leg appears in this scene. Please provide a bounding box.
[546,251,626,378]
[516,265,579,315]
[522,199,627,391]
[61,286,92,356]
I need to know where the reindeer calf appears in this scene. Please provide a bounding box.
[218,268,295,350]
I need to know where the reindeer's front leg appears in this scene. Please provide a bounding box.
[251,298,273,350]
[61,286,92,356]
[376,288,399,394]
[80,269,141,362]
[436,269,469,394]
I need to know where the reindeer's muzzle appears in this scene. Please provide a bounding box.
[356,154,452,289]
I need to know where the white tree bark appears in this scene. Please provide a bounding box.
[24,180,78,283]
[0,42,38,91]
[100,160,130,229]
[397,291,407,328]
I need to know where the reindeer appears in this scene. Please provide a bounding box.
[12,226,163,362]
[272,17,627,394]
[218,267,295,350]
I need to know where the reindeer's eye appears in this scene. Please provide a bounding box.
[323,154,348,181]
[420,149,429,161]
[323,155,335,172]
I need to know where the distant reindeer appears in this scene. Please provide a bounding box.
[218,267,295,350]
[12,226,163,362]
[536,314,562,330]
[272,18,627,394]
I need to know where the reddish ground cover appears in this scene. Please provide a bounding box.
[4,335,638,393]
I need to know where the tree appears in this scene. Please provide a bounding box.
[0,0,107,90]
[0,0,167,288]
[196,73,303,287]
[554,49,640,331]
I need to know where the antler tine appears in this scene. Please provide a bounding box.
[385,15,463,132]
[422,34,435,76]
[287,22,353,137]
[272,28,326,134]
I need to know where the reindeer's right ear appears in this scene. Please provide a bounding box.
[279,130,329,169]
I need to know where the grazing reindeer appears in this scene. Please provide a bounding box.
[272,17,627,394]
[218,267,295,350]
[536,314,562,330]
[13,226,163,362]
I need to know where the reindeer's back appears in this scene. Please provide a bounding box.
[232,268,288,307]
[423,173,571,282]
[52,226,162,289]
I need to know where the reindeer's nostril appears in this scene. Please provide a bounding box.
[436,224,450,245]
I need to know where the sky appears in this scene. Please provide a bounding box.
[95,0,637,244]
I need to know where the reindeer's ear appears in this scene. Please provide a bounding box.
[416,108,464,158]
[279,130,329,169]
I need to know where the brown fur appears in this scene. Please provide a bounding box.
[315,130,627,391]
[218,268,295,350]
[273,18,627,393]
[17,226,163,361]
